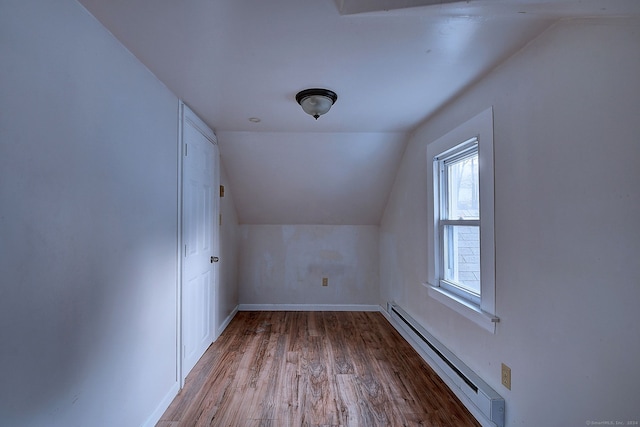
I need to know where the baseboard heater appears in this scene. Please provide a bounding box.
[387,302,504,427]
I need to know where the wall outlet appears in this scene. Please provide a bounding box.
[501,363,511,390]
[322,277,328,286]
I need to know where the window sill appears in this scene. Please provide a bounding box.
[425,283,499,333]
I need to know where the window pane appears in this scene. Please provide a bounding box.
[445,152,479,220]
[443,225,480,295]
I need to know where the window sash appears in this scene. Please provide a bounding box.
[439,219,480,227]
[437,140,479,222]
[436,140,480,306]
[438,221,481,305]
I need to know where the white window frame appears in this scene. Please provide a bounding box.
[425,107,498,333]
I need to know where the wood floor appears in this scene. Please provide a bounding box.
[157,311,480,427]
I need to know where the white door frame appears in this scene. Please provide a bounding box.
[176,100,220,387]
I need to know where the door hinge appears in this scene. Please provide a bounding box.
[184,143,188,156]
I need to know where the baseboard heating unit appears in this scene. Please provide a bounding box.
[387,302,504,427]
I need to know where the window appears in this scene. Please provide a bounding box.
[426,107,497,332]
[436,139,480,305]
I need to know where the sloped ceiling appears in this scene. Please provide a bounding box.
[77,0,640,224]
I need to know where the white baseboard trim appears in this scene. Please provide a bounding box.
[217,305,239,337]
[140,381,180,427]
[238,303,382,312]
[379,306,497,427]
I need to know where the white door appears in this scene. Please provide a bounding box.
[181,103,219,380]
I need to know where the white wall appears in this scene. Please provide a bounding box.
[240,225,379,306]
[218,163,240,329]
[0,1,237,425]
[380,17,640,426]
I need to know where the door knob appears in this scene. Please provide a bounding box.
[210,256,219,263]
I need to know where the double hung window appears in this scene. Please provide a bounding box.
[425,107,497,332]
[436,138,480,305]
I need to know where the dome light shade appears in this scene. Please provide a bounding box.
[295,88,338,120]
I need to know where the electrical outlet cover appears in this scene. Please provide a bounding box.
[501,363,511,390]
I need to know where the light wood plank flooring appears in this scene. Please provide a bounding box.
[157,311,480,427]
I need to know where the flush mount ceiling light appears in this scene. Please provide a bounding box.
[295,88,338,120]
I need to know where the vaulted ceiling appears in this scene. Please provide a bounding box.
[77,0,640,224]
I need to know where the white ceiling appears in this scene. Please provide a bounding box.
[77,0,640,224]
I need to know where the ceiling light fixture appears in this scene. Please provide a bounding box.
[295,88,338,120]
